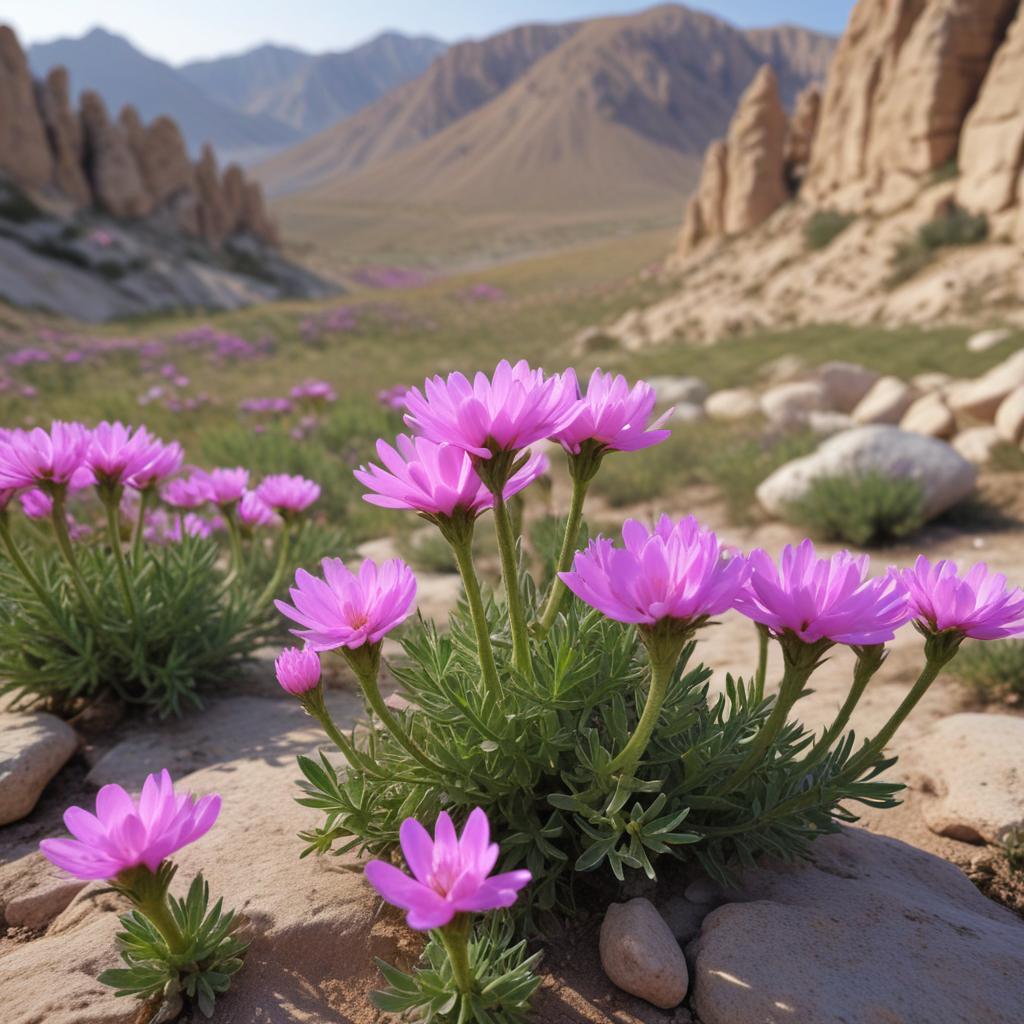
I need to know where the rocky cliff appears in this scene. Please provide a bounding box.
[0,25,333,320]
[607,0,1024,346]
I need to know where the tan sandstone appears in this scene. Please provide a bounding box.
[994,385,1024,444]
[851,375,917,425]
[783,84,820,186]
[900,391,956,438]
[35,67,90,206]
[0,25,53,189]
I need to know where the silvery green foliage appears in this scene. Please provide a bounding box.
[98,870,249,1020]
[0,522,344,716]
[296,546,901,912]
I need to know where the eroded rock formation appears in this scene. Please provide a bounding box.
[0,24,277,247]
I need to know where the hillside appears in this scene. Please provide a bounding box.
[26,28,301,163]
[259,6,834,232]
[180,33,447,136]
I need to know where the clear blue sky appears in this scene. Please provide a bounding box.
[6,1,854,64]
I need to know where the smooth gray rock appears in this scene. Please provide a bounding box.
[0,711,77,825]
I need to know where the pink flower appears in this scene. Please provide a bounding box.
[206,467,249,506]
[0,422,90,489]
[162,472,212,510]
[554,370,672,454]
[128,439,184,491]
[364,808,531,930]
[87,422,162,487]
[274,646,322,695]
[403,359,579,459]
[276,557,416,652]
[255,473,320,514]
[19,488,52,519]
[238,490,275,527]
[895,556,1024,640]
[377,384,409,410]
[735,539,910,646]
[560,515,748,627]
[291,379,337,403]
[355,435,549,519]
[39,769,220,880]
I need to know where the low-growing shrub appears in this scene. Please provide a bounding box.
[804,209,855,250]
[949,638,1024,704]
[887,205,989,288]
[785,471,925,547]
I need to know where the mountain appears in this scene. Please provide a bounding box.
[180,32,447,136]
[259,5,836,215]
[254,22,579,197]
[26,28,301,163]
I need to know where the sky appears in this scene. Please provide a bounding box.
[5,1,856,64]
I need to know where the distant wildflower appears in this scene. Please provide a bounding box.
[377,384,410,411]
[39,769,220,880]
[255,474,320,515]
[291,379,337,403]
[560,515,747,629]
[276,557,416,652]
[162,473,212,510]
[274,646,322,695]
[19,489,53,520]
[896,556,1024,640]
[238,490,275,528]
[0,422,90,490]
[735,539,910,647]
[206,467,249,506]
[239,397,293,415]
[364,807,531,930]
[404,360,579,459]
[554,370,672,455]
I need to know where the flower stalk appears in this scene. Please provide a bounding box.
[536,471,590,638]
[438,914,474,994]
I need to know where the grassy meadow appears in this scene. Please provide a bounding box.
[3,226,1022,549]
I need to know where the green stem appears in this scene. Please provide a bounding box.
[137,893,188,957]
[491,490,532,679]
[714,660,813,796]
[439,915,474,995]
[450,528,501,701]
[607,637,681,776]
[842,657,948,779]
[131,489,151,566]
[346,649,444,776]
[256,526,291,608]
[49,492,101,622]
[535,475,589,639]
[103,497,138,623]
[0,514,61,614]
[753,626,770,704]
[223,507,245,578]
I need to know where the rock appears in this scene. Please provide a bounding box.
[723,66,788,235]
[5,869,86,929]
[705,387,759,421]
[600,898,688,1009]
[571,326,617,355]
[807,411,854,436]
[994,385,1024,444]
[35,67,90,206]
[851,375,917,425]
[956,6,1024,214]
[0,711,77,825]
[222,163,247,234]
[683,876,722,906]
[814,361,880,412]
[909,713,1024,844]
[966,327,1013,353]
[757,425,977,520]
[656,896,706,945]
[760,380,829,426]
[679,140,728,254]
[900,391,956,439]
[136,115,194,205]
[760,353,805,384]
[79,90,153,219]
[911,370,954,392]
[646,375,708,407]
[672,402,706,423]
[690,827,1024,1024]
[804,0,1017,209]
[783,83,820,185]
[241,181,278,246]
[0,25,53,190]
[952,424,1002,464]
[949,348,1024,420]
[194,143,230,247]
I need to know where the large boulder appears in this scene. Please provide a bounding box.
[723,66,788,235]
[851,375,917,424]
[900,391,956,438]
[956,5,1024,214]
[756,425,977,519]
[35,67,90,207]
[705,387,759,421]
[137,115,195,205]
[79,91,153,219]
[690,827,1024,1024]
[760,380,829,426]
[814,360,880,412]
[0,25,53,190]
[646,375,708,408]
[952,424,1002,464]
[0,711,78,826]
[906,713,1024,844]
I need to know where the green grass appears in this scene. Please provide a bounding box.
[886,205,989,288]
[950,639,1024,704]
[803,210,855,251]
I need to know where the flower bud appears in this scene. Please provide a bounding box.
[274,646,322,695]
